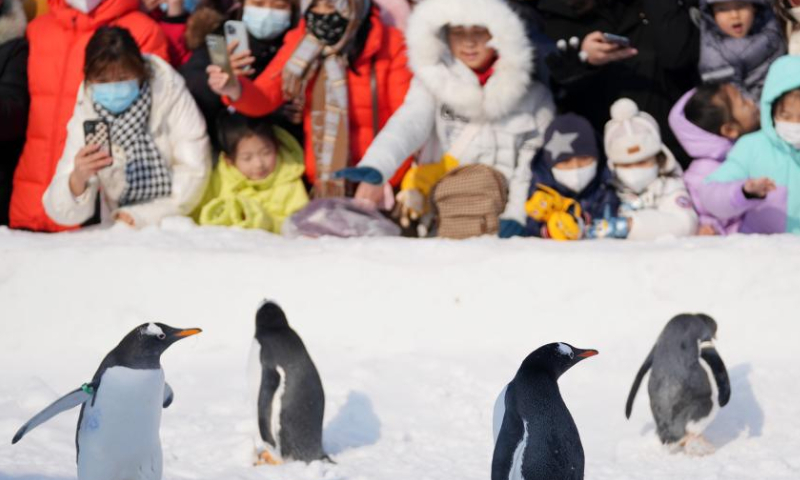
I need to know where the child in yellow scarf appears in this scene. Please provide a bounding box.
[192,114,308,233]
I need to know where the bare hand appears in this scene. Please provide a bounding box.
[69,144,112,197]
[354,182,386,208]
[280,98,304,124]
[395,189,425,228]
[115,211,136,227]
[581,31,638,66]
[227,40,255,77]
[743,177,777,199]
[207,65,242,101]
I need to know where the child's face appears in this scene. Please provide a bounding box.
[774,92,800,124]
[447,25,497,71]
[552,156,597,170]
[720,84,760,139]
[229,134,277,181]
[712,1,756,39]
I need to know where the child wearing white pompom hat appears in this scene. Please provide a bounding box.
[591,98,698,240]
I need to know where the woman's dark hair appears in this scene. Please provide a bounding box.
[685,83,732,135]
[84,27,149,82]
[216,112,278,157]
[345,11,373,71]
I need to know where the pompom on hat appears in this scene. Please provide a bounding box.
[604,98,672,166]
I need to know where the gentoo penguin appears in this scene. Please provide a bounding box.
[12,322,201,480]
[492,342,598,480]
[247,301,327,465]
[625,313,730,454]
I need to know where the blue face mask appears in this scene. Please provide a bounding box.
[243,6,292,40]
[92,80,141,114]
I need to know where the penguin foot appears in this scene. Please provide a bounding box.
[255,450,283,466]
[679,434,716,457]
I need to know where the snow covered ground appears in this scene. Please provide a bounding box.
[0,221,798,480]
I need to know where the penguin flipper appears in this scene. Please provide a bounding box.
[491,387,524,480]
[700,346,731,407]
[12,385,95,444]
[257,366,282,448]
[626,348,654,419]
[163,383,174,409]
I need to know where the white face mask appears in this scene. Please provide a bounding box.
[551,162,598,193]
[67,0,102,14]
[615,165,659,194]
[775,121,800,149]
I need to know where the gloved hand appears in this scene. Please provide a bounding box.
[586,215,630,239]
[333,167,383,185]
[499,219,527,239]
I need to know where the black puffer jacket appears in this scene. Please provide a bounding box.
[516,0,700,169]
[0,0,29,225]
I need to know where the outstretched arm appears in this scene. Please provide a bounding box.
[12,384,95,444]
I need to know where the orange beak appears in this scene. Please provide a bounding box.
[176,328,202,338]
[578,349,599,358]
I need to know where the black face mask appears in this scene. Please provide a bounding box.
[305,11,350,46]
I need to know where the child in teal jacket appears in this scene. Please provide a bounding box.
[703,55,800,234]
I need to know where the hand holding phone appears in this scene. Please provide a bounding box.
[206,34,243,100]
[581,31,638,67]
[84,120,111,156]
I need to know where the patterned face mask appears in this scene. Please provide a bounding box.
[305,10,349,45]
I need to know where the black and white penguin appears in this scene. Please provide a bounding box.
[625,313,731,454]
[247,301,327,465]
[12,322,201,480]
[492,342,598,480]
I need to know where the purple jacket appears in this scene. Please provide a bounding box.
[669,89,741,234]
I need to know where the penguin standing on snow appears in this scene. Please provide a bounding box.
[626,313,730,454]
[248,301,327,465]
[492,342,598,480]
[12,322,202,480]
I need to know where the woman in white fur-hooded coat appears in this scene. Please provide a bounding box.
[357,0,555,224]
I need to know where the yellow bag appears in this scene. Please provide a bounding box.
[397,156,460,219]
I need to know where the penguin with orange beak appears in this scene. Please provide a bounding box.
[12,322,202,480]
[492,343,598,480]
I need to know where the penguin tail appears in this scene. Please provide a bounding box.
[321,454,336,464]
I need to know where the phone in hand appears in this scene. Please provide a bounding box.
[224,20,250,56]
[83,120,112,159]
[603,33,631,48]
[206,34,235,82]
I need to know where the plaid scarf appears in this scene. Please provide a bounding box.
[283,0,371,198]
[95,81,172,207]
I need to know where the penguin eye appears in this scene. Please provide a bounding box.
[569,352,575,359]
[157,333,166,340]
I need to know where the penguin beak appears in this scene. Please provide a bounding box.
[577,349,599,358]
[175,328,202,338]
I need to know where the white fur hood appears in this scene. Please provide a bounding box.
[0,0,26,45]
[405,0,533,121]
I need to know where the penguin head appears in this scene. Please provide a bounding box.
[663,313,718,346]
[113,323,203,368]
[521,342,599,379]
[255,300,290,337]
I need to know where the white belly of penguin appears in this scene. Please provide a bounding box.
[78,367,165,480]
[685,357,720,436]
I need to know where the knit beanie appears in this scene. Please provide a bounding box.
[542,114,600,168]
[604,98,666,167]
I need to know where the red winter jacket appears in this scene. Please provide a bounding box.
[10,0,168,232]
[228,7,412,186]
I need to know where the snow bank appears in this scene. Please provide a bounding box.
[0,223,798,479]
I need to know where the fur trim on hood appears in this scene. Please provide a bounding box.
[0,0,27,45]
[405,0,533,121]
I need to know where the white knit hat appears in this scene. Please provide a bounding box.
[604,98,665,166]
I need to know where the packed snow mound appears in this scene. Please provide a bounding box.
[0,224,798,479]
